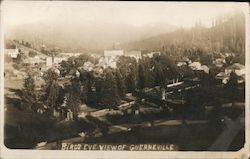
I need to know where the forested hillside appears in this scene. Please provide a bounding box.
[122,11,245,58]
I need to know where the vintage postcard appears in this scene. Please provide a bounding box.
[0,1,249,159]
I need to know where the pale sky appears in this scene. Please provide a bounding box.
[1,1,248,28]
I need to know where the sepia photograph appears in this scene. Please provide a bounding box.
[0,1,249,159]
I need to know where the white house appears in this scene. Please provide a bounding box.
[225,63,245,76]
[46,57,53,67]
[189,62,209,74]
[216,63,245,84]
[144,51,161,58]
[189,62,202,70]
[5,48,19,58]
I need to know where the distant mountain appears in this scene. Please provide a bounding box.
[137,22,177,40]
[5,20,177,52]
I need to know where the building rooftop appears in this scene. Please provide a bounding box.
[104,50,124,57]
[226,63,245,70]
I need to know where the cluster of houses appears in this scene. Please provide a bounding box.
[5,42,157,73]
[5,44,245,87]
[176,53,245,85]
[5,43,245,121]
[215,63,245,84]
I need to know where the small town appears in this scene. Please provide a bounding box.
[3,2,246,152]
